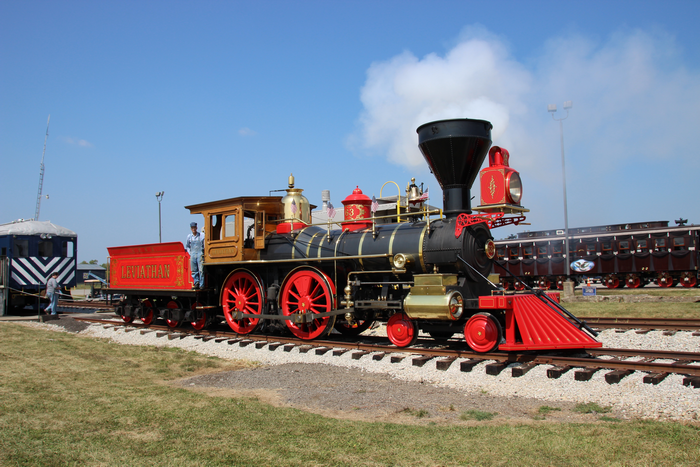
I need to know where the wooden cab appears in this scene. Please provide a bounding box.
[185,196,284,263]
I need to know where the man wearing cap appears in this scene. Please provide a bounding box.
[45,272,60,315]
[185,222,205,289]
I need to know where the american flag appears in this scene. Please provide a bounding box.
[371,196,378,213]
[419,187,429,201]
[327,202,336,219]
[290,200,297,214]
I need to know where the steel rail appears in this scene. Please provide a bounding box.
[74,317,700,377]
[576,316,700,332]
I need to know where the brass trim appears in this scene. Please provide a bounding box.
[291,226,312,259]
[307,231,323,258]
[248,253,392,266]
[387,223,403,256]
[418,223,428,273]
[358,230,368,269]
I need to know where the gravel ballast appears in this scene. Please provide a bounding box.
[16,317,700,424]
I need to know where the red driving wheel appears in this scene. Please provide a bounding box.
[464,313,502,353]
[280,268,335,340]
[222,270,264,334]
[387,312,418,348]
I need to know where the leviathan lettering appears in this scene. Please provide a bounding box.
[121,264,171,280]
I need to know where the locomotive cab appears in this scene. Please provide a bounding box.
[185,196,285,263]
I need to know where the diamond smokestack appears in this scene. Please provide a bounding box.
[416,118,493,218]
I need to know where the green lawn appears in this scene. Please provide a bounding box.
[1,323,699,466]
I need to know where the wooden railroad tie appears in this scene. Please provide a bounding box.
[255,341,268,349]
[412,355,433,367]
[460,359,484,372]
[547,365,571,379]
[485,361,509,376]
[390,355,406,363]
[227,338,242,345]
[298,345,314,354]
[139,329,154,335]
[512,362,537,377]
[214,337,228,343]
[124,327,137,333]
[156,331,168,338]
[604,369,634,384]
[372,352,387,361]
[238,339,255,347]
[574,368,600,381]
[682,377,700,388]
[352,351,370,360]
[435,357,456,371]
[643,372,669,385]
[267,342,284,351]
[314,347,331,355]
[283,344,296,352]
[202,336,217,342]
[333,348,350,356]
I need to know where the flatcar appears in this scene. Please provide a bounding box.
[494,220,700,290]
[0,220,78,315]
[106,118,601,353]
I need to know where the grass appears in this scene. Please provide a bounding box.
[565,300,699,319]
[460,409,497,421]
[2,323,700,466]
[574,402,613,414]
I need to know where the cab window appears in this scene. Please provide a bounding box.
[224,214,237,238]
[39,240,53,257]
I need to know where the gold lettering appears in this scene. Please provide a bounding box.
[139,265,145,278]
[164,264,170,278]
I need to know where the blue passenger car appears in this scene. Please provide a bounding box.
[0,220,77,314]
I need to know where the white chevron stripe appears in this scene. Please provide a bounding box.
[11,270,28,286]
[11,257,77,287]
[12,261,37,285]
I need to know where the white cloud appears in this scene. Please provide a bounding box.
[62,136,93,148]
[239,127,257,136]
[352,27,700,229]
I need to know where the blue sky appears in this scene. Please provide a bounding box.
[2,0,699,263]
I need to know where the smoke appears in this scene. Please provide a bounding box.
[356,33,531,167]
[354,27,700,176]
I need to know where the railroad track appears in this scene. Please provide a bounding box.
[74,317,700,388]
[578,316,700,332]
[58,300,113,311]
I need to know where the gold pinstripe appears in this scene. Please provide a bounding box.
[358,231,368,269]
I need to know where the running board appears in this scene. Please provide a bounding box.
[479,294,602,351]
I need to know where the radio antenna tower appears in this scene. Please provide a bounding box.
[34,115,50,221]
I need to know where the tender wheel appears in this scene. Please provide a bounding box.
[513,281,526,291]
[387,312,418,347]
[334,311,375,336]
[604,275,620,289]
[464,312,502,353]
[222,270,264,334]
[679,272,697,288]
[118,304,133,324]
[657,273,675,288]
[166,300,181,328]
[537,278,552,290]
[280,268,335,340]
[141,299,155,325]
[190,302,206,330]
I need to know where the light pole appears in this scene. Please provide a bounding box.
[548,101,572,281]
[155,191,164,243]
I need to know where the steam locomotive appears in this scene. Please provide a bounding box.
[108,119,600,353]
